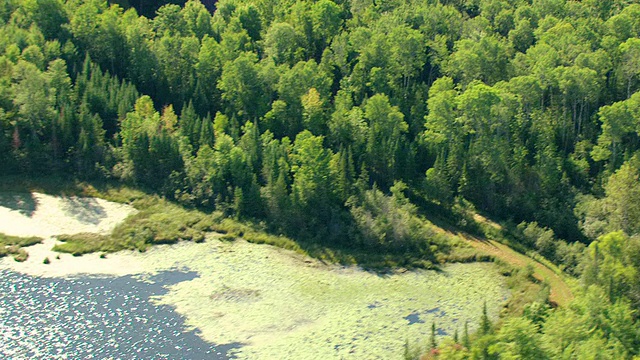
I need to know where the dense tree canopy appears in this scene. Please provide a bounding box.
[2,0,640,357]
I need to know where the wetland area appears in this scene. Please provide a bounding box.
[0,192,510,359]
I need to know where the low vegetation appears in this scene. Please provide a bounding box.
[3,0,640,357]
[0,233,43,248]
[47,182,473,270]
[53,191,214,255]
[0,233,42,262]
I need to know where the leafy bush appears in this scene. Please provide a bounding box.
[347,182,455,260]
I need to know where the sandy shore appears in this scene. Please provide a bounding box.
[0,192,140,277]
[0,191,510,359]
[0,192,135,238]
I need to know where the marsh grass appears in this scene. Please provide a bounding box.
[0,233,42,261]
[54,233,124,255]
[0,176,217,256]
[50,192,479,270]
[53,195,215,254]
[0,233,43,247]
[0,176,496,271]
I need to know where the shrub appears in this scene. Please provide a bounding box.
[11,247,28,262]
[0,233,43,247]
[347,184,445,260]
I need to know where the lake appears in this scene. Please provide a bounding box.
[0,192,510,359]
[0,239,510,359]
[0,268,237,359]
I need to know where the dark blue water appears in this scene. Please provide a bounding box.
[403,308,448,335]
[0,269,239,359]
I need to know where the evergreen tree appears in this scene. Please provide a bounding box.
[430,321,437,349]
[480,301,492,335]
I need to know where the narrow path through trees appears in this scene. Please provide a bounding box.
[465,237,573,307]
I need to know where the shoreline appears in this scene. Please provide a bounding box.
[0,191,139,277]
[0,191,510,359]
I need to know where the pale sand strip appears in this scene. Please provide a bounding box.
[0,192,142,277]
[0,192,509,359]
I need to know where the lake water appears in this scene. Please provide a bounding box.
[0,192,510,359]
[0,269,238,359]
[0,246,510,359]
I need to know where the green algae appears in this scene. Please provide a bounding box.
[143,239,509,359]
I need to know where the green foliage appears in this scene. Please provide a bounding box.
[54,233,123,255]
[0,233,42,247]
[514,221,585,274]
[1,0,638,247]
[347,183,454,261]
[54,194,212,254]
[363,93,408,187]
[403,339,421,360]
[582,231,640,305]
[489,317,547,359]
[218,52,266,120]
[290,130,333,227]
[577,159,640,239]
[480,300,493,336]
[0,232,42,261]
[430,321,437,349]
[3,2,640,357]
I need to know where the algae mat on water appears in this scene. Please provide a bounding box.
[0,191,509,359]
[145,239,509,359]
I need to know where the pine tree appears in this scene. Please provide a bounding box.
[480,301,492,335]
[463,320,470,349]
[179,101,201,150]
[430,321,437,349]
[199,113,214,149]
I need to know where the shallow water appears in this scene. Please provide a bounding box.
[0,240,510,359]
[0,269,237,359]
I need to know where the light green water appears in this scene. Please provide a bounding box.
[0,191,510,359]
[141,237,509,359]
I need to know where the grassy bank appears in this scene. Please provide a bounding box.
[1,176,477,270]
[53,193,471,270]
[53,194,215,255]
[0,233,43,262]
[2,176,559,281]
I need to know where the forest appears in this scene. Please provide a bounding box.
[1,0,640,358]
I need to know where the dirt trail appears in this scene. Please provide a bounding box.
[441,214,574,306]
[463,235,573,307]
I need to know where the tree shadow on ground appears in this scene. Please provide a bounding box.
[0,192,38,217]
[60,196,107,225]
